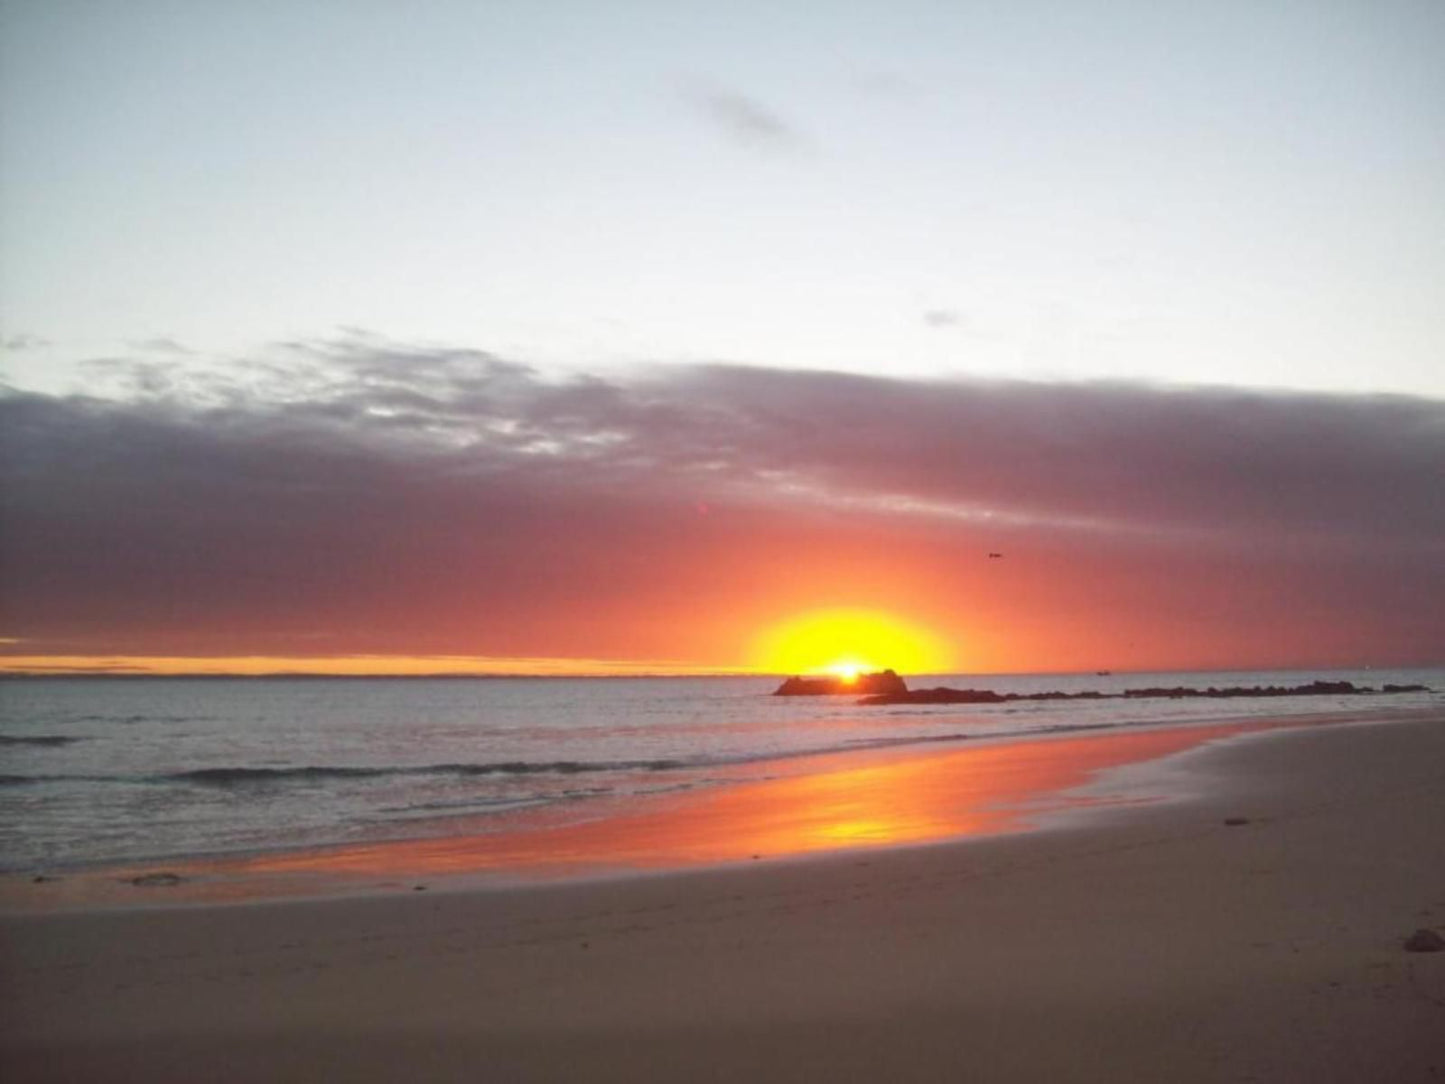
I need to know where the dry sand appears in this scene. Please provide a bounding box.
[2,713,1443,1082]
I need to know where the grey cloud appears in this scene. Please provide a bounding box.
[3,334,50,351]
[689,87,806,151]
[2,343,1442,660]
[26,340,1445,546]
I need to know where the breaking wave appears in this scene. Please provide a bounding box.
[163,759,688,787]
[0,721,1161,791]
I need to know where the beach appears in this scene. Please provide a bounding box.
[2,710,1442,1082]
[5,1,1444,1074]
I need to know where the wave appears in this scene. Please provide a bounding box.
[0,761,678,789]
[0,721,1192,791]
[75,714,208,725]
[163,758,687,787]
[0,735,83,747]
[0,772,148,787]
[378,795,550,815]
[0,709,1380,793]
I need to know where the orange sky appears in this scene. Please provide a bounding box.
[2,360,1441,676]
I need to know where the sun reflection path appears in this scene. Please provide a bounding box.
[226,720,1293,886]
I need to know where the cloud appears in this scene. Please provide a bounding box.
[9,338,1444,549]
[660,366,1445,547]
[126,336,194,355]
[3,333,50,352]
[2,341,1442,666]
[922,309,961,328]
[688,87,807,152]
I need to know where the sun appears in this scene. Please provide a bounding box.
[751,608,952,676]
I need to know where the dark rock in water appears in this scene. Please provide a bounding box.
[773,675,843,696]
[1223,817,1251,827]
[129,872,185,887]
[1123,680,1366,699]
[848,677,1432,708]
[773,669,908,696]
[1403,928,1445,953]
[858,686,1006,706]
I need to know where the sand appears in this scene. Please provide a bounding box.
[2,712,1443,1082]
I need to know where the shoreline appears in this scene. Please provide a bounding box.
[4,670,1437,883]
[3,706,1438,914]
[2,711,1443,1081]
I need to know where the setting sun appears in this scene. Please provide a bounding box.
[752,608,953,676]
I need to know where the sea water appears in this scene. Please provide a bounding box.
[1,668,1440,872]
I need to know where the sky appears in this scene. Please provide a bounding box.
[1,1,1442,674]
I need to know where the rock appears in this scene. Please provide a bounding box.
[1223,817,1251,827]
[129,872,184,887]
[1403,928,1445,953]
[774,669,908,696]
[1302,680,1359,695]
[843,677,1432,708]
[773,676,842,696]
[857,686,1006,706]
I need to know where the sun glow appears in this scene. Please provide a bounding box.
[752,608,953,676]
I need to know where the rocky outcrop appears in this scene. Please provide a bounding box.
[857,679,1430,707]
[773,670,908,697]
[1120,680,1372,699]
[862,686,1006,704]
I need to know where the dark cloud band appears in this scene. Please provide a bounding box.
[2,342,1441,664]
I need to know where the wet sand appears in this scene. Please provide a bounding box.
[2,712,1443,1081]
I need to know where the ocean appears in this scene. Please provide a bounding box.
[2,667,1440,873]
